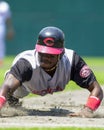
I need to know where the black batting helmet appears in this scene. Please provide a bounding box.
[35,26,65,54]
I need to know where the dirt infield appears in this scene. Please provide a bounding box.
[0,87,104,128]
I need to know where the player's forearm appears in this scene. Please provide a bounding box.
[0,84,10,97]
[0,78,14,108]
[88,81,103,100]
[85,81,103,111]
[0,85,9,109]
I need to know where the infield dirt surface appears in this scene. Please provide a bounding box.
[0,87,104,128]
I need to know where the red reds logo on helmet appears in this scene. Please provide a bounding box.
[43,38,54,46]
[80,65,91,78]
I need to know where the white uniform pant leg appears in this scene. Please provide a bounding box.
[13,85,29,98]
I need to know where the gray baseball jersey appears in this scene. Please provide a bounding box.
[8,48,96,96]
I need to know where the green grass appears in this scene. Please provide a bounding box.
[0,127,103,130]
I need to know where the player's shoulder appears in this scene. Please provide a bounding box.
[12,50,35,64]
[64,48,75,58]
[64,48,74,54]
[62,48,75,64]
[16,50,35,57]
[18,50,35,56]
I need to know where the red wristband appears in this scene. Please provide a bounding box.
[0,96,6,109]
[85,96,101,111]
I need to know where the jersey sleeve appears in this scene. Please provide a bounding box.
[70,52,96,88]
[9,58,33,83]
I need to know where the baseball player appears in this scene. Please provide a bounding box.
[0,26,103,117]
[0,1,14,66]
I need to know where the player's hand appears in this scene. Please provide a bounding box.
[68,106,94,118]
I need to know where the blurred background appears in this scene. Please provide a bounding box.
[5,0,104,56]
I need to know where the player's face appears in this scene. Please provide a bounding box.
[38,52,59,70]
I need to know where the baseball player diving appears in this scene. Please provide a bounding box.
[0,26,103,117]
